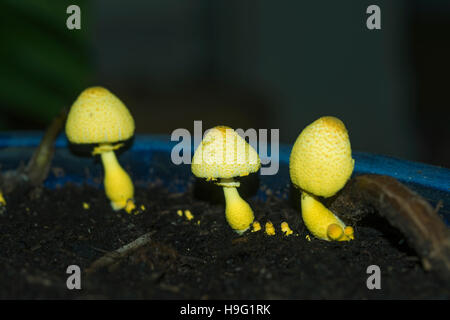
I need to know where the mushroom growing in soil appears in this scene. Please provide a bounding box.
[65,86,136,213]
[192,126,261,234]
[289,116,355,241]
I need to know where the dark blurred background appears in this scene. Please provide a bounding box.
[1,0,449,168]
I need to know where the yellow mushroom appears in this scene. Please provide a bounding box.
[192,126,261,234]
[289,116,355,241]
[66,86,136,213]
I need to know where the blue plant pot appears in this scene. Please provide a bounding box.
[1,132,449,225]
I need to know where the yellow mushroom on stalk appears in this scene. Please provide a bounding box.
[289,116,355,241]
[192,126,261,234]
[65,86,136,213]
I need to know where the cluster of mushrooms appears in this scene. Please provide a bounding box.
[65,86,355,242]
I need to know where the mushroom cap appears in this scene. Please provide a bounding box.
[289,116,354,197]
[65,87,135,144]
[191,126,261,179]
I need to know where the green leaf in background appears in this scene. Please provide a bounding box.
[0,0,93,130]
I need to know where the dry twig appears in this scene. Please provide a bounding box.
[331,174,450,283]
[0,108,68,194]
[85,231,155,274]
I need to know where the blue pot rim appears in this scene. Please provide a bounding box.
[0,131,448,195]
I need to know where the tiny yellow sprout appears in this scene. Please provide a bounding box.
[197,220,201,225]
[290,116,354,198]
[265,221,276,236]
[305,234,311,241]
[281,222,293,236]
[129,204,145,216]
[301,193,353,241]
[0,191,6,206]
[124,198,136,214]
[184,210,194,221]
[177,209,183,217]
[344,226,355,240]
[66,87,136,212]
[191,126,261,234]
[82,202,90,210]
[252,221,262,232]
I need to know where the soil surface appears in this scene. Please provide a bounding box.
[0,181,448,299]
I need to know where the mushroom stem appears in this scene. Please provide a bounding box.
[0,191,6,206]
[301,192,353,241]
[222,182,254,234]
[99,148,135,213]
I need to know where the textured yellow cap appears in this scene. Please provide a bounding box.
[65,87,135,144]
[192,126,261,179]
[289,116,354,197]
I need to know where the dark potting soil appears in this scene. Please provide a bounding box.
[0,181,448,299]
